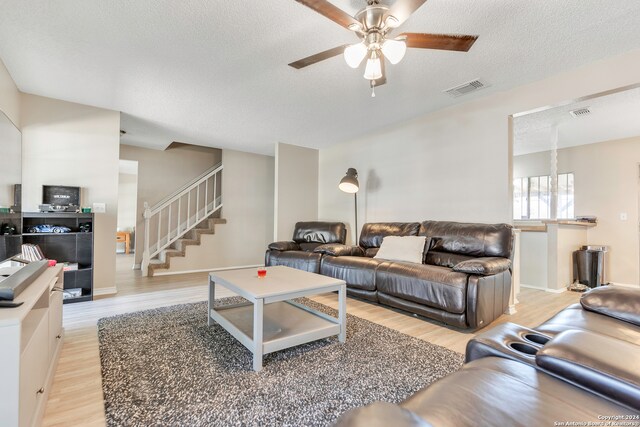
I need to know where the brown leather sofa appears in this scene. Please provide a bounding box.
[267,220,514,329]
[265,221,346,274]
[334,286,640,426]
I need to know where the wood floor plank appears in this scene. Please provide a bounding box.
[42,254,579,426]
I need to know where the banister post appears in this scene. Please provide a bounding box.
[141,202,151,277]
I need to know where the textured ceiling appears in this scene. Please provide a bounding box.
[513,86,640,156]
[1,1,640,154]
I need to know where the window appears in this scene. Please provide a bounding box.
[513,173,574,220]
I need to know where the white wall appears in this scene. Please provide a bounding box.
[318,49,640,240]
[20,94,120,294]
[515,136,640,285]
[0,58,20,127]
[117,172,137,232]
[157,149,274,274]
[274,142,318,241]
[119,143,221,265]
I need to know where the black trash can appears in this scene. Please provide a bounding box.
[573,245,608,288]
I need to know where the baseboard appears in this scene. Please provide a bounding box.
[94,286,118,296]
[520,283,566,294]
[152,264,263,277]
[609,282,640,288]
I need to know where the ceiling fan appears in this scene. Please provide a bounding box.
[289,0,478,96]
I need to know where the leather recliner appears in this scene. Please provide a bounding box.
[334,286,640,426]
[265,221,346,274]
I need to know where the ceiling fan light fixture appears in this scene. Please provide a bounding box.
[384,15,400,28]
[363,51,382,80]
[344,42,368,68]
[381,38,407,65]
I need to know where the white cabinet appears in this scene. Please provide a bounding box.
[0,265,63,427]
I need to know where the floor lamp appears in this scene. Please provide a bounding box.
[339,168,359,243]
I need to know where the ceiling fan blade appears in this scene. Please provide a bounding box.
[387,0,428,26]
[288,45,348,69]
[295,0,361,30]
[400,33,478,52]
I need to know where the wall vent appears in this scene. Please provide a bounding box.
[444,78,489,98]
[569,107,591,118]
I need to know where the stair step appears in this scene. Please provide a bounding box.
[147,217,227,276]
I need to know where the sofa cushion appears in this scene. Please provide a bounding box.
[580,286,640,327]
[320,255,388,291]
[314,243,365,257]
[375,236,427,264]
[453,257,511,276]
[359,222,420,249]
[419,221,513,259]
[365,248,379,258]
[292,221,346,245]
[376,263,469,314]
[264,250,322,274]
[268,241,301,251]
[536,303,640,345]
[423,251,473,268]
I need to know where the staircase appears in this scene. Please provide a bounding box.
[147,217,226,276]
[141,163,224,276]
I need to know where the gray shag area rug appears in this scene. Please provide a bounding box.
[98,297,463,427]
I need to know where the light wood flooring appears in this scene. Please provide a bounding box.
[42,254,579,426]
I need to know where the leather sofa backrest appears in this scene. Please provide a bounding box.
[292,221,347,245]
[420,221,513,261]
[359,222,421,249]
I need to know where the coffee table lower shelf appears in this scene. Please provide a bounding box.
[210,300,341,358]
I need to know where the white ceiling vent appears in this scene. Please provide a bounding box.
[444,78,489,98]
[569,107,591,118]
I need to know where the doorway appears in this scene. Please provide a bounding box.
[117,159,139,270]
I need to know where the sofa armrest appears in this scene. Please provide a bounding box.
[580,286,640,327]
[334,402,432,427]
[313,243,365,257]
[537,330,640,410]
[453,257,511,276]
[267,241,301,251]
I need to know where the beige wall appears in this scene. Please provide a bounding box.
[318,49,640,243]
[274,142,318,241]
[0,58,20,127]
[20,93,120,294]
[156,149,275,274]
[117,172,137,232]
[119,143,221,265]
[515,136,640,286]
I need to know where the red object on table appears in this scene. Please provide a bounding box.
[257,268,267,278]
[48,260,57,267]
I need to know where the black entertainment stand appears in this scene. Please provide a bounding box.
[22,212,94,303]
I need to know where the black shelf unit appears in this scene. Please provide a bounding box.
[0,212,22,262]
[22,212,94,304]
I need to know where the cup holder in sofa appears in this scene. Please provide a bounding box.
[523,333,551,346]
[508,342,539,356]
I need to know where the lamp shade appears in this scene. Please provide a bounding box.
[363,52,382,80]
[381,38,407,65]
[344,42,368,68]
[339,168,359,193]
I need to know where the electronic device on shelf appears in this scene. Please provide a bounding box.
[38,203,80,213]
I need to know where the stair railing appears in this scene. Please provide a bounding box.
[141,163,223,276]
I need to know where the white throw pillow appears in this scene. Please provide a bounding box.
[374,236,427,264]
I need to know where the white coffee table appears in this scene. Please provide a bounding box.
[208,266,347,371]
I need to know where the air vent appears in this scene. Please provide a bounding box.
[569,107,591,118]
[444,79,489,98]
